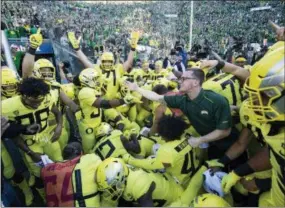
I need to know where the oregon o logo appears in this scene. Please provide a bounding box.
[25,139,35,146]
[86,128,93,134]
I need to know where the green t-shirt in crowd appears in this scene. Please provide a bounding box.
[13,51,24,72]
[17,26,29,37]
[30,27,38,34]
[5,29,19,38]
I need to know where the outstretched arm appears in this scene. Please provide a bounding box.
[123,154,165,170]
[123,31,140,72]
[75,49,94,68]
[125,81,165,103]
[123,50,135,72]
[67,31,94,68]
[22,29,43,78]
[200,60,250,83]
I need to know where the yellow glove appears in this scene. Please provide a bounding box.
[123,93,142,105]
[122,154,131,163]
[130,31,140,50]
[67,31,80,51]
[29,28,43,49]
[221,171,241,194]
[205,159,225,169]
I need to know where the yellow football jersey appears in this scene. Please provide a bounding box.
[135,134,165,158]
[1,95,13,101]
[134,68,153,84]
[156,139,199,187]
[47,82,61,127]
[2,93,56,143]
[239,100,265,145]
[261,124,285,207]
[203,73,244,107]
[242,97,284,206]
[151,69,170,81]
[72,154,102,207]
[93,130,128,160]
[122,69,138,82]
[123,166,183,206]
[128,139,199,188]
[96,64,124,99]
[78,87,102,128]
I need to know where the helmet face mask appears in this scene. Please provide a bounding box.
[34,59,56,81]
[101,52,114,71]
[244,46,284,123]
[39,67,55,81]
[1,68,19,97]
[2,84,18,97]
[96,158,128,200]
[244,79,284,122]
[101,60,114,71]
[79,68,102,90]
[103,177,126,199]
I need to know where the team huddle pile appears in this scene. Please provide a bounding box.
[1,22,284,207]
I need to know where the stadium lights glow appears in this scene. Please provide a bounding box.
[250,6,272,12]
[164,14,178,18]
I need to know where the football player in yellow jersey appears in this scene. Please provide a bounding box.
[1,67,19,100]
[114,77,142,122]
[234,55,251,71]
[1,70,34,206]
[135,80,154,127]
[203,100,271,205]
[77,68,140,153]
[151,60,171,81]
[41,142,101,207]
[60,83,82,144]
[219,40,285,207]
[67,31,139,100]
[96,157,184,207]
[92,122,141,160]
[129,134,165,159]
[124,115,200,188]
[135,60,153,86]
[59,83,75,141]
[203,72,244,108]
[22,31,78,151]
[32,59,77,151]
[2,77,63,201]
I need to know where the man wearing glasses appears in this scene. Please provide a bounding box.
[125,68,238,162]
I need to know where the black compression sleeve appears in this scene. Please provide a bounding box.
[255,178,272,192]
[2,122,27,138]
[99,100,112,109]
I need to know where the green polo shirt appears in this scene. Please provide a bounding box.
[164,89,232,136]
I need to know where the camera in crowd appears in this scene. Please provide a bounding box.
[190,39,211,59]
[232,36,244,51]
